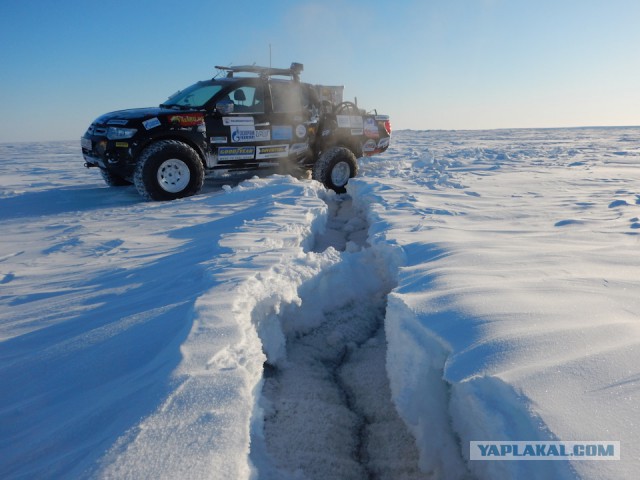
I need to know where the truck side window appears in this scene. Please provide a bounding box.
[228,86,264,113]
[270,82,303,113]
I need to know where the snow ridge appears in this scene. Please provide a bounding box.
[92,178,333,479]
[352,152,577,480]
[352,185,473,480]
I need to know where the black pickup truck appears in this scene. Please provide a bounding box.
[81,63,391,200]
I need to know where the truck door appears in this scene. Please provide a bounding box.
[204,81,270,167]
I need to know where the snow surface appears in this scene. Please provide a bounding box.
[1,128,639,479]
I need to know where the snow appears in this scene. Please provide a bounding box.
[1,128,639,479]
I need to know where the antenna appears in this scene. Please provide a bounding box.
[269,43,272,69]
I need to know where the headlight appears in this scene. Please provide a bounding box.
[106,127,137,140]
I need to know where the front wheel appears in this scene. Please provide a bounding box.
[312,146,358,194]
[134,140,204,201]
[99,168,131,187]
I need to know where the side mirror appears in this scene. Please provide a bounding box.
[216,99,234,115]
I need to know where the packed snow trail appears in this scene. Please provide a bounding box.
[252,195,429,479]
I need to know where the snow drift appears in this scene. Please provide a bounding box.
[352,128,640,479]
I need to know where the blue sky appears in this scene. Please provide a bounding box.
[1,0,638,142]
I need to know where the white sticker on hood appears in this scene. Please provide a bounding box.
[143,117,161,130]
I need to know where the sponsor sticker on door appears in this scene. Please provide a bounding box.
[256,145,289,159]
[218,146,255,160]
[223,116,254,126]
[272,125,293,141]
[231,127,270,143]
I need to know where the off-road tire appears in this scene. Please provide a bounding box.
[312,146,358,194]
[134,140,204,201]
[100,168,131,187]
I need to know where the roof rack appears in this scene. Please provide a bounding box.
[214,62,304,81]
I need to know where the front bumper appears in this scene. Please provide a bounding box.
[81,133,137,176]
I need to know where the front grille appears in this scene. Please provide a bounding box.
[95,141,107,155]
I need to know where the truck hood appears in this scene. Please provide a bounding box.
[94,107,199,125]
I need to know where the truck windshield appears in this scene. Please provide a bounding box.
[161,82,223,108]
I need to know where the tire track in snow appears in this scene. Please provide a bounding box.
[256,195,428,479]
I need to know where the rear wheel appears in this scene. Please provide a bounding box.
[312,146,358,194]
[134,140,204,201]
